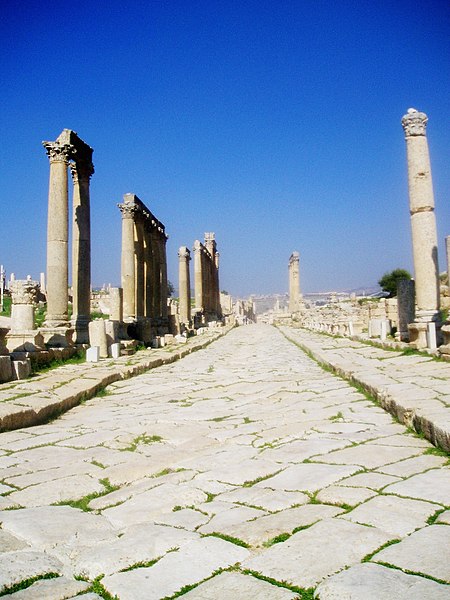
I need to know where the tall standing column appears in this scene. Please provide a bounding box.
[42,140,73,327]
[446,236,450,282]
[135,218,145,319]
[289,251,301,313]
[178,247,191,325]
[119,202,137,321]
[401,109,440,346]
[214,252,221,316]
[70,160,94,343]
[159,234,169,319]
[194,241,203,312]
[144,228,153,318]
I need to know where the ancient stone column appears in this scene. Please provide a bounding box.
[401,109,440,347]
[396,279,415,342]
[9,280,39,331]
[446,236,450,281]
[144,228,153,318]
[289,251,301,313]
[135,218,145,319]
[159,234,169,319]
[70,159,94,343]
[194,241,203,312]
[178,246,191,325]
[119,199,137,322]
[109,287,123,322]
[214,251,221,316]
[42,137,73,327]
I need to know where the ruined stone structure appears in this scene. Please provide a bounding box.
[42,129,94,346]
[288,251,302,313]
[118,193,168,340]
[178,247,191,327]
[401,109,440,348]
[6,280,44,352]
[193,233,221,323]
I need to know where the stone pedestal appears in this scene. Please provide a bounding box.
[7,280,45,352]
[402,109,441,348]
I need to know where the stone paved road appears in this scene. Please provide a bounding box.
[0,325,449,599]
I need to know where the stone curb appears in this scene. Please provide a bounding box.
[0,327,233,433]
[279,327,450,453]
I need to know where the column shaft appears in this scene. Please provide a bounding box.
[44,147,71,326]
[178,247,191,324]
[121,211,136,321]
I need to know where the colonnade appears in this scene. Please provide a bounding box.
[118,194,168,331]
[193,233,221,321]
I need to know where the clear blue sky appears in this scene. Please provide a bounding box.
[1,0,449,296]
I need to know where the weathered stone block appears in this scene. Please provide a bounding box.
[0,355,12,382]
[11,359,31,380]
[86,347,100,362]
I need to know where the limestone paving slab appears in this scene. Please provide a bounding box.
[337,471,401,490]
[383,468,450,505]
[217,504,344,547]
[217,486,309,511]
[342,494,441,536]
[242,517,392,588]
[180,571,298,599]
[373,525,450,582]
[0,551,64,594]
[256,462,361,492]
[318,443,424,469]
[3,576,90,599]
[102,537,250,600]
[376,453,448,477]
[316,484,376,506]
[315,562,450,600]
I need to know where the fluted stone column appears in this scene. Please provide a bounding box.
[402,108,440,347]
[178,246,191,325]
[289,251,301,313]
[159,236,168,319]
[70,160,94,343]
[119,202,137,322]
[43,139,73,327]
[194,241,203,312]
[446,236,450,281]
[135,218,145,319]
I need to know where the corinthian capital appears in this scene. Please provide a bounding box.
[178,246,191,260]
[69,159,95,184]
[9,280,39,305]
[118,202,138,220]
[402,108,428,137]
[42,141,74,163]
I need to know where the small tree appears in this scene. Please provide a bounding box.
[378,269,412,298]
[167,280,175,298]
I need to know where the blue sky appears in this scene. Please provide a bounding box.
[1,0,449,296]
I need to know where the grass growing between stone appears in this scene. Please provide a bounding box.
[121,433,163,452]
[54,478,120,512]
[241,569,315,599]
[205,532,250,548]
[0,573,60,597]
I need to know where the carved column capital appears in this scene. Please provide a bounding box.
[118,203,138,220]
[69,159,95,184]
[9,280,40,305]
[178,246,191,261]
[42,141,74,163]
[402,108,428,137]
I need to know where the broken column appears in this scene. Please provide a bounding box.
[401,109,440,348]
[6,280,43,352]
[178,246,191,326]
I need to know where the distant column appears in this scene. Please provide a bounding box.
[42,139,73,326]
[401,108,440,346]
[159,235,169,319]
[446,236,450,281]
[178,246,191,325]
[289,251,301,313]
[70,159,94,343]
[119,200,137,321]
[135,218,145,319]
[194,241,203,311]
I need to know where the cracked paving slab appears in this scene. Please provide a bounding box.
[1,324,449,598]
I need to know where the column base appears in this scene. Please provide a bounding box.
[71,316,91,345]
[6,331,45,353]
[40,326,74,348]
[439,324,450,355]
